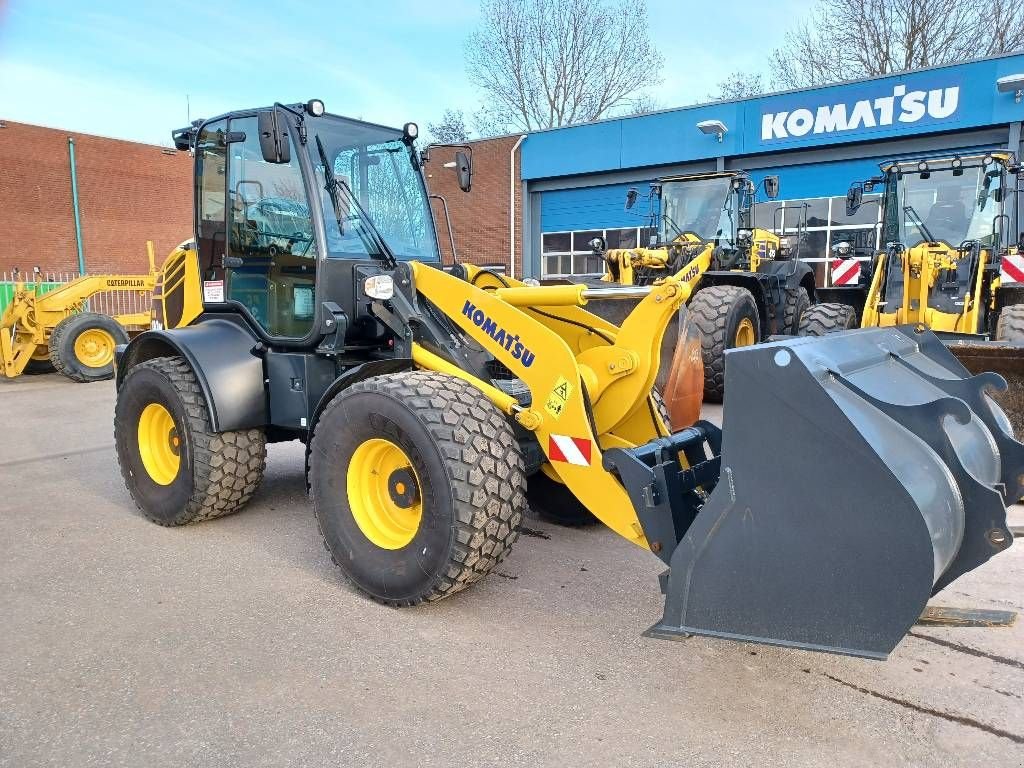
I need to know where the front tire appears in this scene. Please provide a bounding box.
[310,371,527,605]
[798,303,858,336]
[783,287,811,335]
[689,285,760,403]
[50,312,129,382]
[996,304,1024,342]
[114,356,266,526]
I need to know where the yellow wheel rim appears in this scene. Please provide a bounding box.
[137,403,181,485]
[74,328,116,368]
[734,317,756,347]
[346,438,422,550]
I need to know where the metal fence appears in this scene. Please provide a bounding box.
[0,272,152,324]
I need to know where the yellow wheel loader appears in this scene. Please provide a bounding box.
[1,244,160,382]
[804,152,1024,434]
[112,102,1019,660]
[585,172,817,401]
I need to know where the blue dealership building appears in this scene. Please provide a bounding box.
[514,52,1024,286]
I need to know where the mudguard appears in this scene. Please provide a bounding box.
[116,319,266,431]
[606,325,1019,659]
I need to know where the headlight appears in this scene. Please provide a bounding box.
[305,99,326,117]
[364,274,395,299]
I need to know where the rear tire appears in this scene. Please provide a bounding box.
[798,303,858,336]
[310,371,527,605]
[50,312,129,382]
[783,287,811,335]
[996,304,1024,342]
[24,353,55,375]
[114,356,266,526]
[689,285,760,403]
[529,390,670,528]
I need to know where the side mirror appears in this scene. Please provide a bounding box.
[257,109,290,164]
[454,150,472,193]
[625,188,639,210]
[763,175,780,200]
[846,184,863,217]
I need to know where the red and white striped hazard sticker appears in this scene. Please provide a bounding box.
[1001,253,1024,285]
[831,258,861,286]
[548,435,592,466]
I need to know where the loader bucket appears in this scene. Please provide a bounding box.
[605,326,1018,659]
[946,339,1024,445]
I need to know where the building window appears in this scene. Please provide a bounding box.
[757,194,882,287]
[541,227,647,278]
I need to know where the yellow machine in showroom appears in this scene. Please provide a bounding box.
[583,171,817,400]
[113,101,1018,660]
[804,152,1024,434]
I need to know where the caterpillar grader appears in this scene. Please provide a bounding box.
[802,152,1024,435]
[1,245,159,382]
[112,101,1019,659]
[585,172,817,400]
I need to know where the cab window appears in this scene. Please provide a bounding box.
[226,115,316,338]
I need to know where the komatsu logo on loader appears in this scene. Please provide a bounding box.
[461,300,537,367]
[761,83,960,142]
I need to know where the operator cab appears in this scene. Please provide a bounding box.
[173,101,442,348]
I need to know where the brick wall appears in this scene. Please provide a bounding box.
[0,120,192,276]
[422,134,525,276]
[0,119,523,278]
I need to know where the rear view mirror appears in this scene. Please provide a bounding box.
[846,184,864,217]
[454,151,472,193]
[763,175,780,199]
[257,109,290,164]
[625,188,639,210]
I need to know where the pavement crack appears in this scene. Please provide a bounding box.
[907,631,1024,671]
[516,525,551,540]
[0,443,113,468]
[493,571,518,580]
[822,674,1024,745]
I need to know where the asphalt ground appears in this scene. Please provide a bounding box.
[1,373,1022,767]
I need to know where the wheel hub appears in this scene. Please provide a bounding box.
[734,317,756,347]
[137,402,181,485]
[346,438,423,550]
[74,328,115,368]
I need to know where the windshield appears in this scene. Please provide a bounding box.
[659,176,737,243]
[308,116,439,262]
[887,163,1007,249]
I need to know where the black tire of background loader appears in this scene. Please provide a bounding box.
[797,303,858,336]
[49,312,129,382]
[783,287,811,335]
[528,390,671,527]
[995,304,1024,342]
[114,356,266,526]
[310,371,527,605]
[24,356,55,375]
[689,285,760,403]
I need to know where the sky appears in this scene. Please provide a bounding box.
[0,0,809,146]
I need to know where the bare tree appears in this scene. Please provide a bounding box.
[709,71,765,101]
[772,0,1024,89]
[466,0,663,133]
[427,109,470,144]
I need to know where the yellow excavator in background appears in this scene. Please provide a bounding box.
[585,171,817,400]
[802,152,1024,433]
[0,243,161,382]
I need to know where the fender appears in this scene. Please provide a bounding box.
[116,318,266,432]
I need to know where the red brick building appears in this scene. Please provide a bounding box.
[0,119,522,278]
[0,120,193,276]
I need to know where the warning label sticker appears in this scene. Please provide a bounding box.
[203,280,224,303]
[544,375,573,420]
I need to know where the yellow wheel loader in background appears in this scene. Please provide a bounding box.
[1,243,160,382]
[112,101,1018,660]
[803,152,1024,434]
[585,172,817,401]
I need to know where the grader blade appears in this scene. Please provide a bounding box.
[606,326,1018,659]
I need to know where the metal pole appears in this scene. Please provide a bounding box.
[68,137,85,275]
